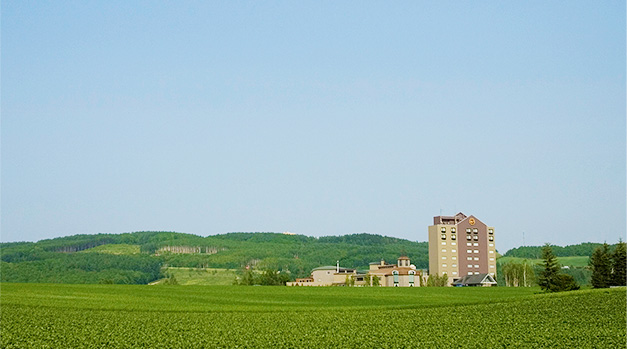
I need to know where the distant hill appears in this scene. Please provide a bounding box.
[0,231,428,284]
[1,232,609,285]
[503,243,610,259]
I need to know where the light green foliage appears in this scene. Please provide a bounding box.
[498,256,590,268]
[234,269,289,286]
[501,260,535,287]
[79,244,141,255]
[426,273,448,287]
[153,267,237,286]
[1,284,624,348]
[362,274,380,286]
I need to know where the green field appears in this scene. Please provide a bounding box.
[1,284,625,348]
[152,267,238,285]
[79,244,141,255]
[498,255,590,267]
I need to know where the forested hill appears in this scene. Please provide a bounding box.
[0,232,428,284]
[504,243,612,259]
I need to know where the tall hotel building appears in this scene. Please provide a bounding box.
[428,212,496,284]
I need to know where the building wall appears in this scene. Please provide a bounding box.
[429,214,496,285]
[429,224,460,284]
[311,269,335,285]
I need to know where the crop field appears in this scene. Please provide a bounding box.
[1,284,625,348]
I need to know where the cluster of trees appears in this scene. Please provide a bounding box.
[589,241,626,288]
[538,244,580,292]
[426,273,448,287]
[0,253,162,284]
[234,269,290,286]
[501,261,535,287]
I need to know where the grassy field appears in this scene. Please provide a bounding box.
[152,267,238,285]
[79,244,141,255]
[1,283,625,348]
[497,255,590,267]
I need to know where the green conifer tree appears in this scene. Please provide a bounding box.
[590,243,611,288]
[538,244,560,292]
[610,240,626,286]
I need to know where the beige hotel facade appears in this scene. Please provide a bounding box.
[428,212,496,285]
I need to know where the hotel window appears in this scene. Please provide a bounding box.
[466,249,472,253]
[467,264,473,268]
[451,234,456,240]
[474,265,479,268]
[453,271,458,275]
[451,242,456,246]
[489,243,494,247]
[474,257,479,261]
[442,256,447,260]
[452,264,457,268]
[452,256,457,260]
[467,242,472,246]
[467,257,472,260]
[488,229,494,234]
[490,265,495,268]
[441,234,446,240]
[489,250,494,254]
[466,235,472,241]
[474,250,479,253]
[490,272,495,276]
[474,272,480,275]
[473,228,478,233]
[442,264,447,268]
[489,236,494,241]
[468,272,473,275]
[466,228,471,233]
[451,249,456,253]
[441,249,447,253]
[489,258,495,261]
[442,242,447,245]
[441,227,446,233]
[473,236,479,241]
[473,243,479,246]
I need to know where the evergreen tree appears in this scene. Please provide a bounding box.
[610,240,626,286]
[439,273,449,287]
[551,274,579,292]
[538,244,560,292]
[590,243,612,288]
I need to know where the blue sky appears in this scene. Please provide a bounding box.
[2,1,625,253]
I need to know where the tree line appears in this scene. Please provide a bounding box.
[589,241,626,288]
[530,239,626,292]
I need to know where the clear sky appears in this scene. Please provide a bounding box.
[2,1,625,253]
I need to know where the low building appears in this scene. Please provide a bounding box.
[368,256,424,287]
[288,256,425,287]
[287,264,363,286]
[452,273,497,287]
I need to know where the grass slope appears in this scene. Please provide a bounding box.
[79,244,140,255]
[1,284,625,348]
[497,256,590,267]
[153,267,238,285]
